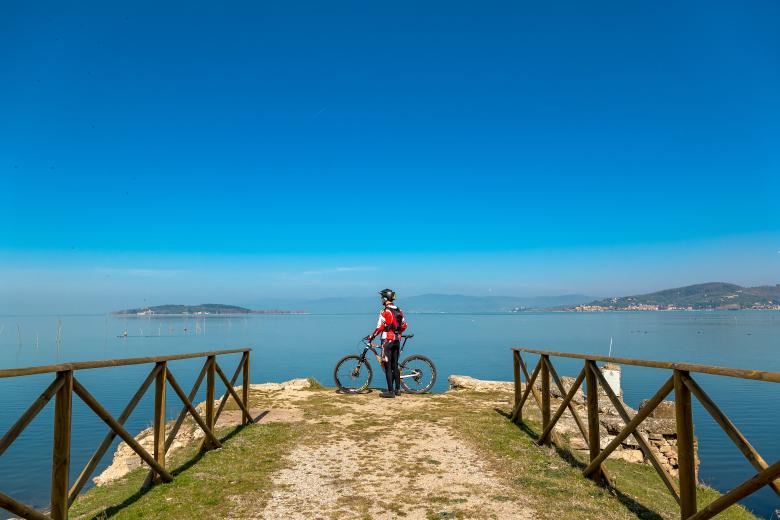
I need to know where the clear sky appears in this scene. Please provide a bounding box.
[2,1,779,313]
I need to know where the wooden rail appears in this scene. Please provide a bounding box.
[511,348,780,520]
[0,348,253,520]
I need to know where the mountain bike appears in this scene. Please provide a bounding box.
[333,334,436,394]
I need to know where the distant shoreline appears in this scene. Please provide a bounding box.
[112,311,309,317]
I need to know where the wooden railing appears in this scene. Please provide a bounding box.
[0,348,254,520]
[511,348,780,520]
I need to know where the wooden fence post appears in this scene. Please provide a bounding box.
[675,370,697,518]
[540,355,550,446]
[512,351,522,424]
[242,352,250,426]
[585,360,601,481]
[50,370,73,520]
[205,356,216,448]
[153,361,167,484]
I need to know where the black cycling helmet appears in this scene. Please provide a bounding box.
[379,288,396,302]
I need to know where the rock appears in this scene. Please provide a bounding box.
[600,435,616,450]
[569,436,589,450]
[639,417,676,436]
[647,432,663,441]
[639,399,676,420]
[447,375,513,392]
[600,416,626,435]
[611,448,644,464]
[248,378,313,392]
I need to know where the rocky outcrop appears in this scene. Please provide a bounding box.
[448,375,514,393]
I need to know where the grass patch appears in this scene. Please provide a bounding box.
[70,422,296,519]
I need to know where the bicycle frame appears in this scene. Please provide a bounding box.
[359,335,416,377]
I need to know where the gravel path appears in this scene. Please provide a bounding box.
[254,391,535,520]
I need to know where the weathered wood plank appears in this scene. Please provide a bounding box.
[675,370,697,518]
[153,362,167,483]
[50,371,72,520]
[204,356,216,450]
[512,351,522,424]
[242,352,250,426]
[540,355,551,446]
[0,348,251,379]
[512,348,780,384]
[585,360,601,481]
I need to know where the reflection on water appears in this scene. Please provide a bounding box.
[0,312,778,516]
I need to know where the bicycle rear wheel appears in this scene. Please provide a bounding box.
[399,355,436,394]
[333,355,373,393]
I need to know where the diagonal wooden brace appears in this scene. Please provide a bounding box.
[69,364,161,505]
[511,358,542,422]
[682,373,780,498]
[687,457,780,520]
[214,361,255,424]
[0,376,64,457]
[72,378,173,483]
[589,363,680,504]
[537,365,586,446]
[142,359,209,489]
[213,353,247,425]
[0,490,48,520]
[582,375,674,478]
[545,359,590,447]
[165,369,223,449]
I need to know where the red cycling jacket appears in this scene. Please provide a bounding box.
[369,304,407,341]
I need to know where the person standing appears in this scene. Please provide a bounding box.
[366,288,407,398]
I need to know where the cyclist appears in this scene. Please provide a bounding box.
[366,288,407,398]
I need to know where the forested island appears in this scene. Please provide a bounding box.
[112,304,306,316]
[571,282,780,311]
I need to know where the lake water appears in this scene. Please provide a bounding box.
[1,312,778,518]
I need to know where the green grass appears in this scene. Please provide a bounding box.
[70,422,296,519]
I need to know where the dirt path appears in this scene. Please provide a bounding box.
[251,388,535,520]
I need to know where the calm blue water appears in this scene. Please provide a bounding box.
[0,312,778,517]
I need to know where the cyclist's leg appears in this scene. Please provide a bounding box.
[391,340,401,392]
[382,340,393,391]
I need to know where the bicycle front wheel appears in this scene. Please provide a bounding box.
[333,355,373,393]
[399,355,436,394]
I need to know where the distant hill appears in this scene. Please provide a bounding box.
[245,293,596,314]
[113,304,252,315]
[576,283,780,311]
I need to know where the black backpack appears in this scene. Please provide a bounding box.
[388,306,404,334]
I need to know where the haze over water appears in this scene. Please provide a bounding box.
[1,311,778,517]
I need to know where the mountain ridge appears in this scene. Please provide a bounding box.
[576,282,780,311]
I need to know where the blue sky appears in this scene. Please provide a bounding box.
[2,1,779,312]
